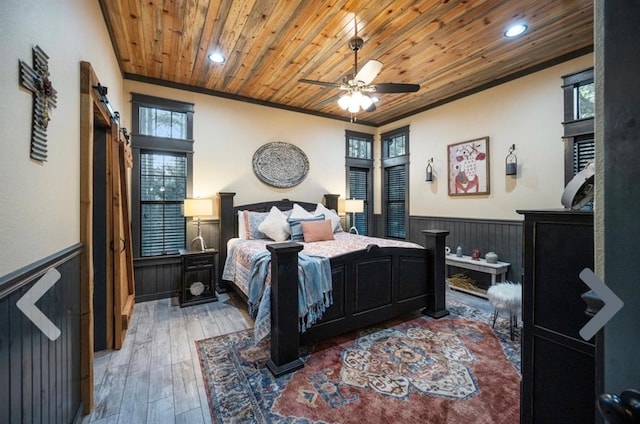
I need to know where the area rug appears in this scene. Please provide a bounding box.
[196,299,521,423]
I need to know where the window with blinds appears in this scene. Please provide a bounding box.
[131,94,194,258]
[140,152,187,256]
[384,165,407,238]
[573,137,595,175]
[381,126,409,239]
[345,130,373,235]
[348,168,370,234]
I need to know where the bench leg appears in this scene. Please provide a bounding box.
[509,313,516,341]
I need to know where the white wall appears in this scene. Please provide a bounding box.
[123,80,372,210]
[126,54,593,223]
[0,0,593,278]
[0,0,123,277]
[381,54,594,220]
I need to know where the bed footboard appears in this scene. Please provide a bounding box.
[266,229,449,377]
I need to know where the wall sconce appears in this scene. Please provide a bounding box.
[426,158,434,182]
[506,144,517,176]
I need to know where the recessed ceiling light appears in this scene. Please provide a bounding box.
[504,23,528,38]
[208,52,226,64]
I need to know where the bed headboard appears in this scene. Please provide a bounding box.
[217,192,339,287]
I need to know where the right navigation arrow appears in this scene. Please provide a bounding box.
[579,268,624,341]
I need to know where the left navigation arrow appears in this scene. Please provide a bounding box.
[16,268,62,341]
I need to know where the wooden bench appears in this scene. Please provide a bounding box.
[445,254,510,297]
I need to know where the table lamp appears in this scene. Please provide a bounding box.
[183,198,213,251]
[344,198,364,234]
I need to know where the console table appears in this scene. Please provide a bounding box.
[445,255,510,297]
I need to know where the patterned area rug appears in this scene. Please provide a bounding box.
[196,299,521,423]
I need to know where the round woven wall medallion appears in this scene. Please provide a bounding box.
[252,142,309,188]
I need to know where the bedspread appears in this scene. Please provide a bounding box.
[222,232,424,341]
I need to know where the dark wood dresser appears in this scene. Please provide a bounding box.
[517,209,600,424]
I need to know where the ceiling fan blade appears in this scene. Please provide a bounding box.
[372,83,420,93]
[355,60,383,85]
[299,79,342,88]
[315,93,342,109]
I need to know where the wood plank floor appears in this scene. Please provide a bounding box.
[82,293,253,424]
[82,288,495,423]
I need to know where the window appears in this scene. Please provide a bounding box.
[562,68,594,185]
[381,126,409,239]
[131,94,194,258]
[139,152,187,256]
[139,106,188,138]
[572,135,595,176]
[346,131,373,235]
[575,82,595,120]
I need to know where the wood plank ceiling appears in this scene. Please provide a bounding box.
[99,0,593,127]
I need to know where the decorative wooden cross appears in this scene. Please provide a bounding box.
[19,46,57,162]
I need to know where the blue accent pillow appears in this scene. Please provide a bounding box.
[288,214,325,242]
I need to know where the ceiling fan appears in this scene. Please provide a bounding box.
[299,21,420,118]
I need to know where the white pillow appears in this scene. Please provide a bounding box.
[257,206,290,242]
[314,203,342,232]
[289,203,314,219]
[237,210,246,239]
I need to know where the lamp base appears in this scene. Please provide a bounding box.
[348,226,359,235]
[190,235,206,251]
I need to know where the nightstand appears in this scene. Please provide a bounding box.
[179,248,218,307]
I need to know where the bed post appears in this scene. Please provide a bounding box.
[422,230,450,318]
[217,192,236,292]
[266,242,305,377]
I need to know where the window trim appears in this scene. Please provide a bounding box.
[131,94,195,259]
[345,130,374,235]
[381,125,410,159]
[562,68,594,185]
[380,126,410,239]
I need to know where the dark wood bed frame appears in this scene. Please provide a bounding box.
[218,192,449,376]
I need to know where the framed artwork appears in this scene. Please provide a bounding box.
[447,137,490,196]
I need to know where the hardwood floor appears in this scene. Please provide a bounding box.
[82,287,495,424]
[82,293,253,424]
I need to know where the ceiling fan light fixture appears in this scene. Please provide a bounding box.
[348,99,360,113]
[504,23,528,38]
[359,93,373,110]
[338,95,351,110]
[302,20,420,118]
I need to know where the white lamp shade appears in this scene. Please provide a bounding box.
[183,198,213,217]
[344,199,364,213]
[348,95,360,113]
[338,95,351,110]
[359,94,373,109]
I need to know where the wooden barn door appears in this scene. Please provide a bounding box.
[80,62,136,412]
[109,128,135,349]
